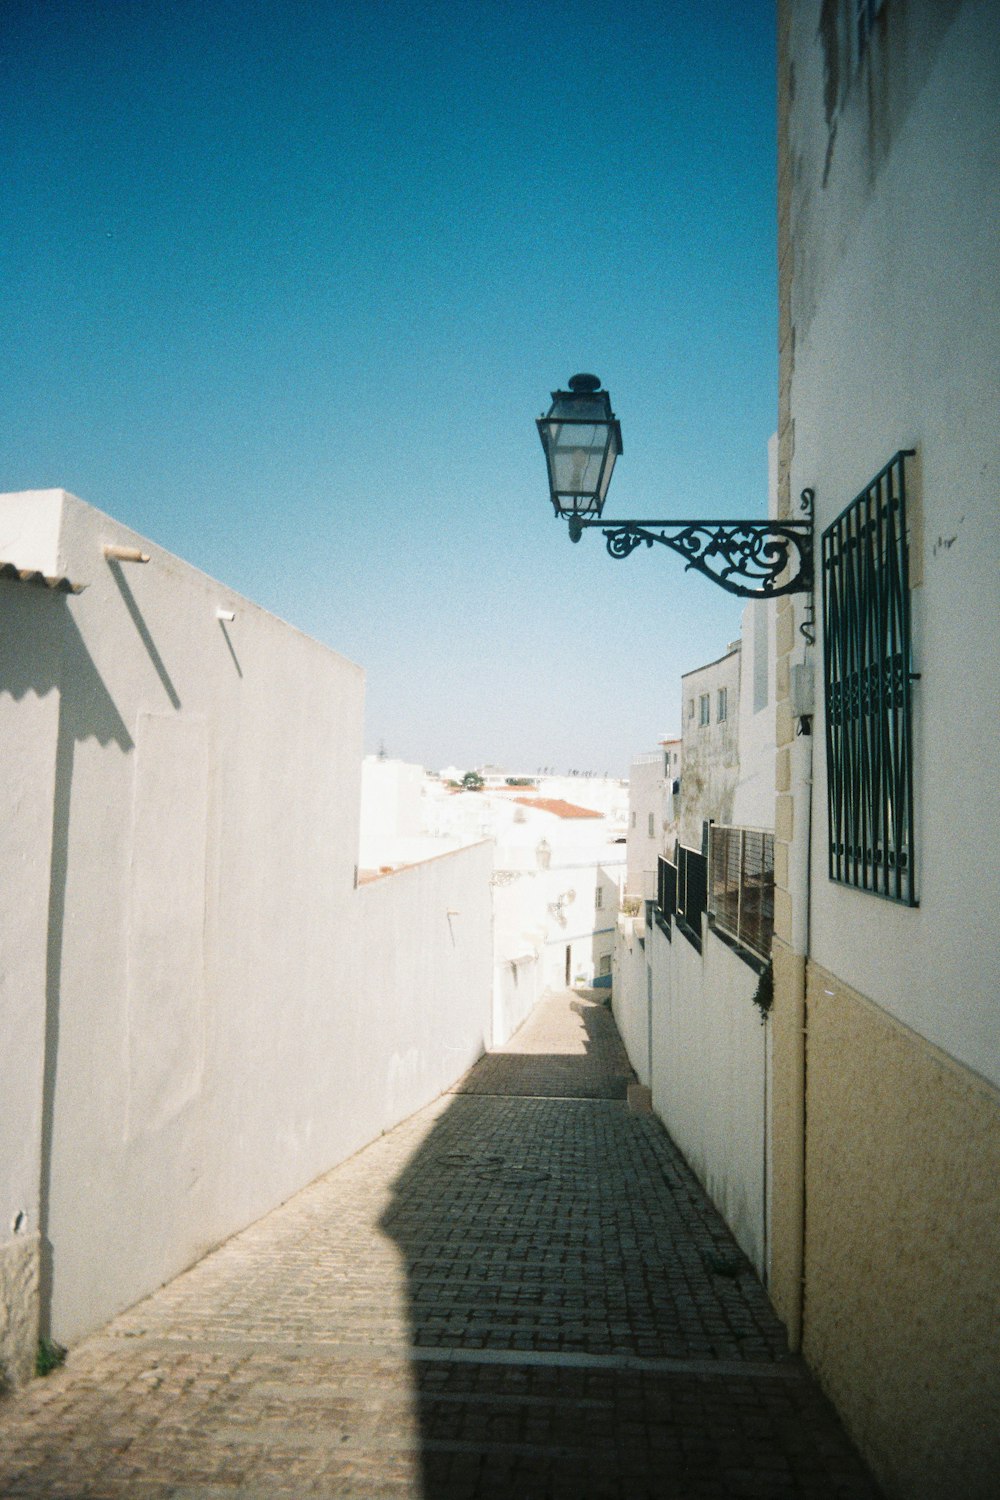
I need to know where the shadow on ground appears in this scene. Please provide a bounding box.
[379,990,881,1500]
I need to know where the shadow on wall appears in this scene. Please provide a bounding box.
[2,586,134,1337]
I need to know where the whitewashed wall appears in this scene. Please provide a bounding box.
[350,844,493,1133]
[614,915,769,1275]
[788,4,1000,1091]
[493,952,544,1049]
[612,915,651,1084]
[0,577,63,1383]
[0,490,495,1362]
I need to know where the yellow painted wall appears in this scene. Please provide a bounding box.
[803,963,1000,1499]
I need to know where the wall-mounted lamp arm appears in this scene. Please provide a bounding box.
[565,514,813,599]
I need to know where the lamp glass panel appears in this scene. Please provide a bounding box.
[548,422,612,501]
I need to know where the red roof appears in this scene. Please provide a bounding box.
[513,797,602,820]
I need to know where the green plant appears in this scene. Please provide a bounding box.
[35,1338,67,1377]
[751,959,773,1023]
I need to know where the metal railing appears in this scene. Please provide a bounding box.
[708,825,774,961]
[677,844,707,949]
[657,854,677,921]
[656,845,706,950]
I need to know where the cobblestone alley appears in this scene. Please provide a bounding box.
[0,991,880,1499]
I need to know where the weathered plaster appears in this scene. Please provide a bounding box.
[0,1232,39,1389]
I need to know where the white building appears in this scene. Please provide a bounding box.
[359,764,626,1041]
[769,5,1000,1494]
[625,737,680,900]
[679,644,741,848]
[613,571,777,1281]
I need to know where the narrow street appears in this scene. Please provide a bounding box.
[0,991,879,1499]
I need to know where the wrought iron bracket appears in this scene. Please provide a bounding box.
[565,507,814,599]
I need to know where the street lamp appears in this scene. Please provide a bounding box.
[537,374,813,599]
[536,373,623,522]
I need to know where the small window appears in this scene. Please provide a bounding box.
[595,887,603,909]
[698,694,710,726]
[599,953,611,977]
[631,811,636,828]
[648,812,655,837]
[717,688,727,722]
[687,698,695,719]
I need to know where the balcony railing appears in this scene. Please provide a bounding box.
[656,845,706,951]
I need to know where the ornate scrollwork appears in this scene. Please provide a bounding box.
[603,527,647,560]
[594,519,813,598]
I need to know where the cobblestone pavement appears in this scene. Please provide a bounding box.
[0,991,881,1499]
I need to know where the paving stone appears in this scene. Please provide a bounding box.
[0,990,881,1498]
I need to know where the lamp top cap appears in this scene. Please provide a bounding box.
[567,373,602,393]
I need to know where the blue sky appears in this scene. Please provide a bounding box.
[3,0,777,775]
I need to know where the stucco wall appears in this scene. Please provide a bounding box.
[786,0,1000,1089]
[679,648,741,848]
[614,915,769,1275]
[0,489,497,1365]
[493,953,544,1050]
[803,964,1000,1499]
[611,916,650,1084]
[773,3,1000,1490]
[350,844,494,1133]
[0,579,62,1384]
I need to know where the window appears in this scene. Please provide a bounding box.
[708,825,774,961]
[822,450,917,904]
[631,810,636,828]
[717,688,728,722]
[648,812,655,837]
[595,886,603,909]
[698,694,710,726]
[599,954,612,977]
[687,698,695,719]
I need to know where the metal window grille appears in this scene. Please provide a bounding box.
[821,450,917,905]
[708,826,775,960]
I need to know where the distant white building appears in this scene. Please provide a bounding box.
[625,737,680,900]
[679,644,741,848]
[359,763,626,1038]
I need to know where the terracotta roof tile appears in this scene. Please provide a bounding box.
[513,797,602,820]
